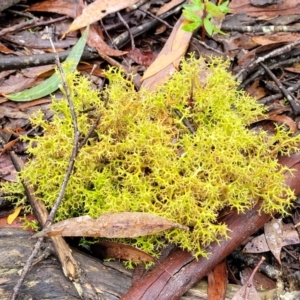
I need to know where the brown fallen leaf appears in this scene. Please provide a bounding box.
[264,218,283,265]
[91,241,156,263]
[91,240,175,277]
[240,268,276,291]
[27,0,81,18]
[267,115,297,134]
[65,0,140,34]
[141,16,194,91]
[278,153,300,170]
[33,212,189,238]
[0,138,19,155]
[27,0,126,57]
[125,47,157,67]
[243,222,300,254]
[141,44,187,80]
[86,24,127,57]
[156,0,185,16]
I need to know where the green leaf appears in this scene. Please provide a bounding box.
[219,0,230,13]
[182,22,202,32]
[191,0,201,5]
[205,2,224,18]
[183,0,204,10]
[183,2,204,12]
[182,10,202,23]
[6,27,89,102]
[211,25,228,36]
[203,17,214,36]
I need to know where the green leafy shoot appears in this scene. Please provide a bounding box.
[182,0,230,36]
[6,27,89,102]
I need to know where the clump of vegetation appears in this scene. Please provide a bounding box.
[14,57,300,257]
[182,0,230,35]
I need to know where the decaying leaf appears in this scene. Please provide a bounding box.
[33,212,189,238]
[240,268,276,291]
[243,222,300,254]
[243,233,270,253]
[264,218,283,265]
[91,240,174,276]
[91,241,156,262]
[65,0,140,34]
[156,0,185,16]
[141,16,193,90]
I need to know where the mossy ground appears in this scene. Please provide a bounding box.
[10,57,300,257]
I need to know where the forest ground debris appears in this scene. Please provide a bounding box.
[6,56,300,258]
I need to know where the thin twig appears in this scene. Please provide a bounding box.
[79,114,102,149]
[117,12,135,50]
[23,16,69,31]
[7,9,35,19]
[258,79,300,105]
[139,8,173,28]
[239,56,300,90]
[244,256,265,299]
[127,0,148,10]
[174,108,196,134]
[235,39,300,82]
[46,27,80,223]
[0,49,99,72]
[112,4,182,48]
[221,24,300,33]
[0,18,37,36]
[259,62,300,115]
[11,238,44,300]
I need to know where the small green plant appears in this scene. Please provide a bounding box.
[182,0,230,36]
[22,217,39,232]
[7,56,300,258]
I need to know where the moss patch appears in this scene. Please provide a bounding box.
[17,57,300,257]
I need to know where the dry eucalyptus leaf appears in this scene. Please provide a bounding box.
[66,0,140,34]
[264,218,283,265]
[240,268,276,291]
[231,281,262,300]
[243,233,269,253]
[33,212,189,238]
[91,240,174,276]
[141,16,193,90]
[243,223,300,254]
[91,241,156,262]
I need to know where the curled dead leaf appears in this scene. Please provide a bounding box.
[33,212,189,238]
[91,241,156,262]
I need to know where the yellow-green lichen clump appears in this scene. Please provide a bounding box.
[20,57,300,257]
